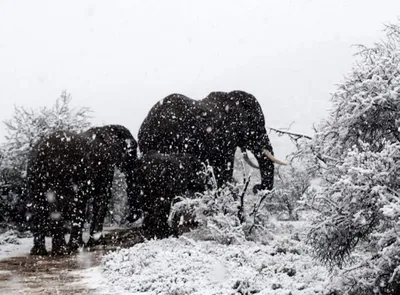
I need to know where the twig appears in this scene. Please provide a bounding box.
[268,127,312,140]
[238,176,251,224]
[248,189,273,233]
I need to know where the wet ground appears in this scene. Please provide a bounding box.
[0,228,144,295]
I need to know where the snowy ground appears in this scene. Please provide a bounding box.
[0,228,121,295]
[81,219,331,295]
[0,214,332,294]
[0,229,33,260]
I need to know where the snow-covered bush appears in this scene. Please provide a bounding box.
[170,184,248,245]
[260,135,319,221]
[95,235,329,295]
[0,230,21,245]
[170,165,276,245]
[309,142,399,264]
[269,158,315,221]
[306,22,400,295]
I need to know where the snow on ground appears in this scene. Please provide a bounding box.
[83,220,331,295]
[0,220,331,294]
[0,225,116,261]
[0,230,32,260]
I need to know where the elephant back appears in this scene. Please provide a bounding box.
[138,94,213,156]
[28,130,91,183]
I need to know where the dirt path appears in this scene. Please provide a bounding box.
[0,229,144,295]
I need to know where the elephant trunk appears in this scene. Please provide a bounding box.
[242,145,287,192]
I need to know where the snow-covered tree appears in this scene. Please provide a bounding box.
[314,24,400,160]
[306,22,400,295]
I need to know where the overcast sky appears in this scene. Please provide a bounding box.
[1,0,399,159]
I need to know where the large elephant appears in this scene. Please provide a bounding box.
[134,151,206,238]
[138,91,285,193]
[27,124,137,255]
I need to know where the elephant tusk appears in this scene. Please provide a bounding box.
[263,150,288,165]
[243,151,260,169]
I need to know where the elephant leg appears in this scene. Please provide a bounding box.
[87,185,111,247]
[30,191,49,256]
[143,197,173,239]
[50,203,68,255]
[126,181,143,223]
[51,223,68,256]
[30,232,48,256]
[68,197,86,252]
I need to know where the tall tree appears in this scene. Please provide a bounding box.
[307,22,400,295]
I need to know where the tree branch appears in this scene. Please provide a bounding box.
[268,127,312,140]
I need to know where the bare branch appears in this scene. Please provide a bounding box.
[268,127,312,140]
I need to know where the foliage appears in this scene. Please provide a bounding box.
[314,25,400,161]
[305,22,400,294]
[169,165,275,245]
[270,165,311,220]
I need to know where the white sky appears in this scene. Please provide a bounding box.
[1,0,399,158]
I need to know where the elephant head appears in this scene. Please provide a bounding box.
[84,125,137,191]
[203,91,286,191]
[85,125,137,168]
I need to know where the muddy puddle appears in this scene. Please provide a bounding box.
[0,228,144,295]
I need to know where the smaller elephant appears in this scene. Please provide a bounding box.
[27,131,92,255]
[27,125,137,255]
[133,151,206,239]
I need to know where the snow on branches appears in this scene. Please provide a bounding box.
[307,21,400,295]
[314,24,400,162]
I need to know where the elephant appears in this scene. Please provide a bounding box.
[134,151,206,239]
[82,125,138,246]
[27,124,137,255]
[138,90,285,195]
